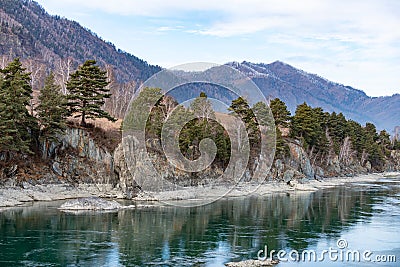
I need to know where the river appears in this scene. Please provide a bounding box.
[0,175,399,266]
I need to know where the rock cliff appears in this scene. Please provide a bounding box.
[1,126,399,201]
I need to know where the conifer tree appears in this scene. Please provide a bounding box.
[253,101,274,127]
[363,122,384,168]
[269,98,291,128]
[0,58,35,157]
[346,119,366,158]
[229,96,259,141]
[290,102,328,156]
[229,96,261,174]
[66,60,116,127]
[36,73,68,143]
[291,103,317,147]
[253,100,288,159]
[327,112,347,154]
[124,87,164,132]
[393,139,400,150]
[378,130,391,157]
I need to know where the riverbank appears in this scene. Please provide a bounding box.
[138,172,400,202]
[0,183,125,208]
[0,172,399,209]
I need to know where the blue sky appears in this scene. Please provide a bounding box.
[36,0,399,97]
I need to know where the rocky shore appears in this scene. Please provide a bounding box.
[137,172,399,203]
[1,172,398,209]
[0,183,124,208]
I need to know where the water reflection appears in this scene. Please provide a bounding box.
[0,177,399,266]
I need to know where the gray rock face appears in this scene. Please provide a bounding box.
[59,197,121,210]
[365,161,372,172]
[326,155,341,175]
[113,139,140,199]
[287,142,315,179]
[42,128,116,183]
[52,162,62,176]
[315,166,325,177]
[387,151,400,171]
[274,159,284,180]
[38,127,135,196]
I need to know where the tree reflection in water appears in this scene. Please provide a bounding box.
[0,179,398,266]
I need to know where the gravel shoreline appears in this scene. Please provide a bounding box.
[137,172,400,204]
[1,172,399,209]
[0,183,125,208]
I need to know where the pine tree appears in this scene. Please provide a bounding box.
[312,107,329,155]
[229,96,261,174]
[327,112,348,154]
[229,96,259,140]
[66,60,116,127]
[253,100,288,159]
[393,139,400,150]
[269,98,291,128]
[290,102,328,156]
[124,87,164,132]
[346,120,366,158]
[291,103,316,146]
[363,122,384,168]
[36,73,68,143]
[275,127,289,159]
[0,58,35,157]
[252,101,274,127]
[378,130,391,157]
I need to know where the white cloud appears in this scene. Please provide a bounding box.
[36,0,400,96]
[156,25,184,32]
[38,0,400,42]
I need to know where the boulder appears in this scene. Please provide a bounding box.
[315,166,325,177]
[283,169,295,183]
[52,162,62,176]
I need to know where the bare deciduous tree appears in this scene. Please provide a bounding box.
[54,57,73,94]
[103,66,137,119]
[23,58,45,90]
[0,54,12,69]
[160,95,177,121]
[22,58,46,115]
[190,95,215,122]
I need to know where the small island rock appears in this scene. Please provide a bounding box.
[225,259,279,267]
[59,197,122,210]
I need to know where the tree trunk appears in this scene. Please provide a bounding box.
[80,111,86,127]
[42,139,49,160]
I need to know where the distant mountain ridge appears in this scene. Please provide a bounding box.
[0,0,398,132]
[227,61,399,132]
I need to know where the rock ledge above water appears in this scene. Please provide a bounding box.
[59,197,122,210]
